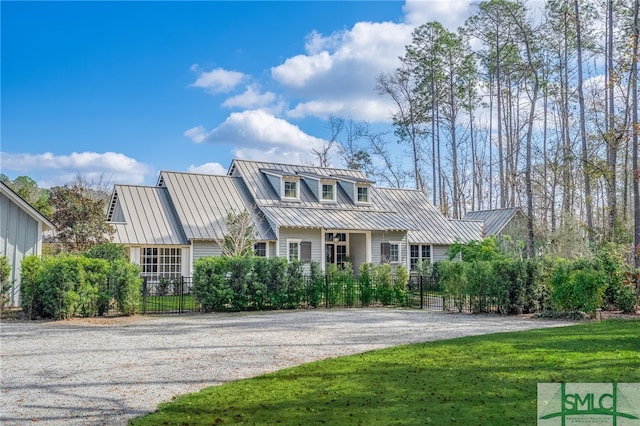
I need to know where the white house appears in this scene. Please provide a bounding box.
[106,159,483,277]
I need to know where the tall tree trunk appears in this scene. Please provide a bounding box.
[632,0,640,267]
[574,0,594,238]
[606,0,617,239]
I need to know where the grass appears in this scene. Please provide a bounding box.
[129,319,640,425]
[139,294,198,313]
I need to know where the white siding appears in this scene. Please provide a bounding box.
[433,245,450,262]
[278,228,321,273]
[192,241,222,263]
[0,193,41,306]
[371,231,407,266]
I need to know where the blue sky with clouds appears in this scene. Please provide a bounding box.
[2,1,479,188]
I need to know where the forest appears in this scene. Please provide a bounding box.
[317,0,639,262]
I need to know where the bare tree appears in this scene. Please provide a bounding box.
[221,209,258,257]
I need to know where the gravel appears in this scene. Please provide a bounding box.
[0,309,575,425]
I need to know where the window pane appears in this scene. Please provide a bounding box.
[390,244,399,262]
[322,184,334,200]
[284,181,297,198]
[422,245,431,261]
[289,242,299,261]
[357,186,368,202]
[254,242,266,257]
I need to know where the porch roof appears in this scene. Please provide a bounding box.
[260,206,412,232]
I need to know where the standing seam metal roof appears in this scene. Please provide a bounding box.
[464,208,523,237]
[108,185,188,245]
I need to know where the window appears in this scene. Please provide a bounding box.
[357,186,369,203]
[321,183,335,202]
[410,244,432,270]
[380,242,400,263]
[283,179,298,199]
[254,242,267,257]
[141,247,182,276]
[287,239,301,261]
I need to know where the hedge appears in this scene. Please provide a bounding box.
[20,255,141,319]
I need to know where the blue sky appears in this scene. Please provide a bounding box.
[1,1,478,188]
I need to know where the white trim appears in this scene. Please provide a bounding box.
[319,181,337,203]
[355,184,370,204]
[281,177,300,200]
[286,238,302,261]
[389,241,401,263]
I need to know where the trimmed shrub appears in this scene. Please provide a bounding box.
[439,261,466,312]
[375,263,394,306]
[394,264,409,306]
[193,256,233,311]
[614,285,638,314]
[109,260,142,316]
[84,243,127,262]
[307,261,324,308]
[1,256,12,312]
[359,263,374,307]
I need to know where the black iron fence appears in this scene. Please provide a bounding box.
[110,271,500,315]
[131,272,462,315]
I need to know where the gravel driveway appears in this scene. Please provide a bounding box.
[1,309,575,425]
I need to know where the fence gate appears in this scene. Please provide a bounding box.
[140,275,199,314]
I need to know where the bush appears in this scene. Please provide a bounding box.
[439,261,466,312]
[375,263,394,306]
[549,259,607,317]
[84,243,127,262]
[394,265,409,306]
[109,260,142,315]
[465,261,495,313]
[615,285,638,314]
[1,256,12,312]
[193,256,233,311]
[359,263,374,307]
[307,261,324,308]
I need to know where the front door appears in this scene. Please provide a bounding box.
[325,232,348,269]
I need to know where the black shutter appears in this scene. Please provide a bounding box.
[381,242,391,263]
[300,241,312,263]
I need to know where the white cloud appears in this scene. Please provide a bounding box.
[190,66,246,94]
[184,109,326,153]
[222,84,277,109]
[187,162,228,175]
[271,20,413,122]
[232,147,317,167]
[403,0,474,30]
[0,151,151,187]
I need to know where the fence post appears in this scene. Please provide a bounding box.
[420,275,424,310]
[325,273,329,308]
[142,276,147,315]
[179,276,184,314]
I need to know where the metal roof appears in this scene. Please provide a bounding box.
[108,185,188,245]
[158,171,276,241]
[229,159,380,209]
[259,206,413,231]
[449,219,485,243]
[376,188,482,244]
[464,207,523,237]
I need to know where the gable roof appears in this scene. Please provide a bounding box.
[108,185,188,245]
[0,181,54,230]
[158,171,276,241]
[464,207,524,237]
[376,187,482,244]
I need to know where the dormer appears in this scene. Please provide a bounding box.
[295,171,337,203]
[260,168,300,201]
[331,174,374,205]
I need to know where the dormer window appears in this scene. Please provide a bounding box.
[320,181,336,203]
[356,185,369,203]
[282,177,300,200]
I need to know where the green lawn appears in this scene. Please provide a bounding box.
[139,294,198,313]
[129,319,640,425]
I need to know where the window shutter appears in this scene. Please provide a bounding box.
[300,241,312,263]
[381,242,391,263]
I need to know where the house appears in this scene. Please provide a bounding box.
[464,207,528,255]
[106,159,483,277]
[0,181,55,307]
